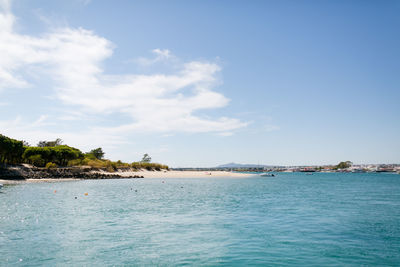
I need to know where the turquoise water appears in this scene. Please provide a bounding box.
[1,173,400,266]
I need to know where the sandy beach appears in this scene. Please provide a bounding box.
[0,170,253,184]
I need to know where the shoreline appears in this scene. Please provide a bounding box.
[116,170,254,179]
[0,170,254,185]
[0,178,81,185]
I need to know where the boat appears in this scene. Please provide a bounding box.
[0,184,3,189]
[260,173,275,177]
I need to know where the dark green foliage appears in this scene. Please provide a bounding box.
[0,134,25,165]
[28,155,46,167]
[23,145,83,166]
[335,161,352,169]
[86,147,105,160]
[141,153,151,163]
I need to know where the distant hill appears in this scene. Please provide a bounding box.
[217,162,279,168]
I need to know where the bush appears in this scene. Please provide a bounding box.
[105,160,117,172]
[23,145,83,166]
[84,153,97,160]
[0,134,25,165]
[29,155,46,167]
[130,161,169,171]
[67,159,83,166]
[86,159,105,169]
[45,162,58,169]
[115,160,130,169]
[106,166,115,172]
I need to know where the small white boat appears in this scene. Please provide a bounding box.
[260,173,275,177]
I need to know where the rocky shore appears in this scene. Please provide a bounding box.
[0,164,144,180]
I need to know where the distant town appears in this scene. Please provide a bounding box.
[173,162,400,174]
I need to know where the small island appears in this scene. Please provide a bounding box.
[0,134,168,181]
[0,134,251,183]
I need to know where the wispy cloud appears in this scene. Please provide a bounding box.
[0,1,247,137]
[136,49,173,66]
[32,114,49,126]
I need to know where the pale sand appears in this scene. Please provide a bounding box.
[0,171,253,185]
[117,170,254,178]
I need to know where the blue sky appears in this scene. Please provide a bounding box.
[0,0,399,167]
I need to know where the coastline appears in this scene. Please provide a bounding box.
[116,170,254,179]
[0,178,80,185]
[0,170,254,185]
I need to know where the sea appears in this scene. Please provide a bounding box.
[1,172,400,266]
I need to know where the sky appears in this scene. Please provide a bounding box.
[0,0,399,167]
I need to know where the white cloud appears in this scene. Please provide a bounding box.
[0,116,126,152]
[0,2,247,136]
[153,48,171,58]
[136,48,173,66]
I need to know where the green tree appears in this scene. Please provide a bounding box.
[37,138,63,147]
[22,140,30,147]
[23,147,51,164]
[52,145,83,166]
[87,147,105,160]
[0,134,25,165]
[28,155,46,167]
[336,161,352,169]
[141,153,151,163]
[23,145,83,166]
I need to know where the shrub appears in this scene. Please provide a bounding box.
[23,145,83,166]
[84,153,97,160]
[105,160,117,172]
[130,161,168,171]
[67,159,83,166]
[106,166,115,172]
[45,162,58,169]
[0,134,25,165]
[28,155,46,167]
[86,159,105,169]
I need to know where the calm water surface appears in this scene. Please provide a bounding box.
[1,173,400,266]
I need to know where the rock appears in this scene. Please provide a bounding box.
[0,165,138,180]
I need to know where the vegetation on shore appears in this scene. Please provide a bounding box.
[334,161,353,170]
[0,134,168,171]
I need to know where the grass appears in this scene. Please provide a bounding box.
[67,156,168,172]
